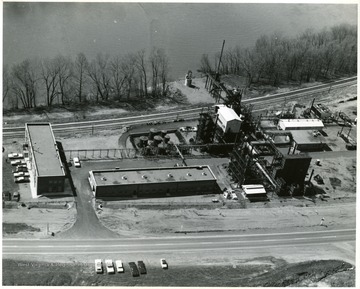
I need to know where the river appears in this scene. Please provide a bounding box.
[3,2,357,80]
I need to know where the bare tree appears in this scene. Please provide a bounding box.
[11,59,38,108]
[41,58,60,107]
[87,53,112,102]
[120,53,136,100]
[3,65,12,102]
[199,54,213,74]
[149,48,169,97]
[54,55,73,104]
[135,49,148,98]
[73,52,88,103]
[110,56,127,100]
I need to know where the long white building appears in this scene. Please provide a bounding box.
[278,119,324,131]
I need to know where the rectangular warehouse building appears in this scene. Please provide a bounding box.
[278,119,324,130]
[25,123,66,196]
[88,166,218,199]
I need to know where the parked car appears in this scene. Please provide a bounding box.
[13,165,28,173]
[11,160,26,166]
[212,198,219,203]
[160,259,168,269]
[8,153,23,159]
[231,192,238,200]
[137,261,147,274]
[12,192,20,202]
[14,176,30,183]
[73,157,81,168]
[128,262,140,277]
[180,126,196,132]
[105,259,115,274]
[14,172,30,178]
[115,260,124,273]
[94,259,103,274]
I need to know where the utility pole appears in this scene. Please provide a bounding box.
[215,40,226,81]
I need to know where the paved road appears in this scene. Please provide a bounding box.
[3,229,355,255]
[308,150,356,159]
[55,166,119,240]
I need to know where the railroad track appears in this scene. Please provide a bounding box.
[3,76,357,139]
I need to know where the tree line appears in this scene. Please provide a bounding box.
[3,47,169,109]
[199,24,357,87]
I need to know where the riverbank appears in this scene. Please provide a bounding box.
[4,75,356,127]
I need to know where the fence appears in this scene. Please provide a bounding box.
[64,148,139,160]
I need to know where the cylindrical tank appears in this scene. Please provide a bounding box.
[148,128,158,140]
[164,135,171,143]
[161,130,167,137]
[158,143,167,155]
[153,135,163,146]
[139,136,148,148]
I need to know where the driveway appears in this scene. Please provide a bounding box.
[56,162,119,239]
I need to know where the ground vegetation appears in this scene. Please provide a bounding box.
[200,24,357,87]
[3,47,169,110]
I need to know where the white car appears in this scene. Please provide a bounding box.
[14,171,30,178]
[105,259,115,274]
[8,153,23,159]
[231,192,238,200]
[11,160,26,166]
[160,258,168,269]
[115,260,124,273]
[94,259,103,274]
[14,176,30,183]
[73,157,81,168]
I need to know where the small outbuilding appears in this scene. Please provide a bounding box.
[241,184,268,201]
[278,119,324,131]
[215,105,242,133]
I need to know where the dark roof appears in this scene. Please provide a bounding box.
[26,123,65,177]
[91,166,217,186]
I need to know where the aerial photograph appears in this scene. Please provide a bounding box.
[2,1,357,287]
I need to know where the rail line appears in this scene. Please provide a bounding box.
[3,77,356,139]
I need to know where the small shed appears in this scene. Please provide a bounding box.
[216,105,242,133]
[242,184,268,201]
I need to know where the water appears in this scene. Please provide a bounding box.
[3,3,357,80]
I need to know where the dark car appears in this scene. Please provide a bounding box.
[13,165,28,173]
[128,262,140,277]
[137,261,147,274]
[12,192,20,202]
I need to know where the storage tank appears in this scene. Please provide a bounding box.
[158,143,167,155]
[139,136,148,148]
[153,135,163,146]
[148,128,158,140]
[164,135,171,143]
[161,130,167,137]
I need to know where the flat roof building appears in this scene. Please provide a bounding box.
[291,130,328,152]
[89,166,218,199]
[278,119,324,131]
[25,123,66,196]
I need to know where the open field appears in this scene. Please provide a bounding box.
[2,257,355,287]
